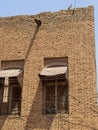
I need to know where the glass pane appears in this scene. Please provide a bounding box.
[57,81,67,113]
[9,77,19,86]
[45,81,55,114]
[0,85,3,104]
[11,87,21,113]
[0,78,8,115]
[0,102,8,115]
[0,78,4,86]
[9,77,21,115]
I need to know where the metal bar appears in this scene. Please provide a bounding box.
[43,82,46,114]
[55,79,57,113]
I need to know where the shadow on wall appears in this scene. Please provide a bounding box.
[24,81,55,130]
[24,24,40,65]
[0,19,43,130]
[24,19,55,130]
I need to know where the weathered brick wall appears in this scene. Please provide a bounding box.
[0,6,97,130]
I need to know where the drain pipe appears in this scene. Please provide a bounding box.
[34,19,41,27]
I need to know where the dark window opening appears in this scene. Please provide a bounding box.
[40,57,69,115]
[43,78,69,114]
[0,77,22,116]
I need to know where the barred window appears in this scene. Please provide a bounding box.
[43,77,68,114]
[39,57,69,114]
[0,69,23,115]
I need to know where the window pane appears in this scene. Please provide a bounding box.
[0,78,8,115]
[0,102,8,115]
[2,86,9,115]
[0,79,4,103]
[9,77,21,115]
[45,81,55,114]
[57,81,67,113]
[10,87,21,114]
[9,77,19,86]
[43,79,68,114]
[0,87,3,103]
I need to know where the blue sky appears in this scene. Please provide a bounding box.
[0,0,98,87]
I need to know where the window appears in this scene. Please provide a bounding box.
[0,69,23,115]
[39,57,69,114]
[43,77,68,114]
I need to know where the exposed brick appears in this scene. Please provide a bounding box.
[0,5,97,130]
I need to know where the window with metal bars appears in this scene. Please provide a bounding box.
[41,57,69,115]
[0,77,22,115]
[42,77,69,114]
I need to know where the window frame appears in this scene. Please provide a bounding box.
[0,76,22,116]
[41,57,69,115]
[42,77,69,115]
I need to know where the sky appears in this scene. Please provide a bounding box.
[0,0,98,87]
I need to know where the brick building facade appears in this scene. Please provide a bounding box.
[0,6,98,130]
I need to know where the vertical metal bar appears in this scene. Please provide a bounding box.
[55,79,57,113]
[0,85,3,114]
[8,87,12,114]
[43,82,46,114]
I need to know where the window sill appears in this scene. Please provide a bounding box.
[42,111,69,116]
